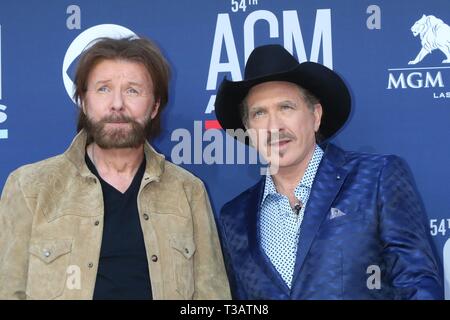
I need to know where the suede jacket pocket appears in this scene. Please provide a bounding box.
[170,235,196,299]
[26,239,72,299]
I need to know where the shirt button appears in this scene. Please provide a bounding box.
[143,214,149,220]
[184,248,189,254]
[88,262,94,268]
[336,174,341,180]
[43,250,51,257]
[151,255,158,262]
[94,220,100,226]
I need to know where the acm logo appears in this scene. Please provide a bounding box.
[62,24,137,104]
[204,9,333,128]
[387,14,450,98]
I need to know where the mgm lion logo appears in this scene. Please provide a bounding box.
[408,14,450,65]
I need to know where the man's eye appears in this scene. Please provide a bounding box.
[97,86,110,93]
[252,110,265,118]
[281,105,293,110]
[126,88,139,96]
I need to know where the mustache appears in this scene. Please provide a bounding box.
[99,114,135,124]
[267,131,296,145]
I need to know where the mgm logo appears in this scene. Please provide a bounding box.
[408,14,450,65]
[387,15,450,98]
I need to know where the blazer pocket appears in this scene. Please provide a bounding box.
[322,212,365,228]
[317,212,366,240]
[26,239,72,299]
[170,235,196,299]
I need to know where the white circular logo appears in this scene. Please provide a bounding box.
[62,24,137,104]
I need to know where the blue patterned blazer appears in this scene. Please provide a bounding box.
[218,144,443,299]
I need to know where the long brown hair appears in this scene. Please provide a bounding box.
[74,36,171,141]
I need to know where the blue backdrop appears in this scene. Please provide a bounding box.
[0,0,449,298]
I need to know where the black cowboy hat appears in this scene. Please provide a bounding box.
[214,44,351,142]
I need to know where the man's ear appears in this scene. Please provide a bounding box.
[80,99,87,115]
[150,100,160,119]
[313,104,323,132]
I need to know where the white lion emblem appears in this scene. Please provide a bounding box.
[408,14,450,65]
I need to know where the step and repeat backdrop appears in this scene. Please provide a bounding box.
[0,1,449,298]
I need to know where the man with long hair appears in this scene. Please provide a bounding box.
[0,37,230,300]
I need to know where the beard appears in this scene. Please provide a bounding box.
[83,113,151,149]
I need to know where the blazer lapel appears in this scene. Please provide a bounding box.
[291,144,349,286]
[247,179,291,295]
[245,179,263,255]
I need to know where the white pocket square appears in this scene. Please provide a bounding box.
[330,207,346,219]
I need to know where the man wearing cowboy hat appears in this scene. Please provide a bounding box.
[215,44,443,299]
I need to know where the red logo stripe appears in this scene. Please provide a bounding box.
[204,120,222,130]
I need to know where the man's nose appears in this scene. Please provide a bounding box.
[110,89,125,111]
[267,112,283,131]
[265,114,285,145]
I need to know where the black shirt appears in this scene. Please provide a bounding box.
[86,154,152,300]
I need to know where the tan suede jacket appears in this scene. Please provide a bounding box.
[0,131,231,300]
